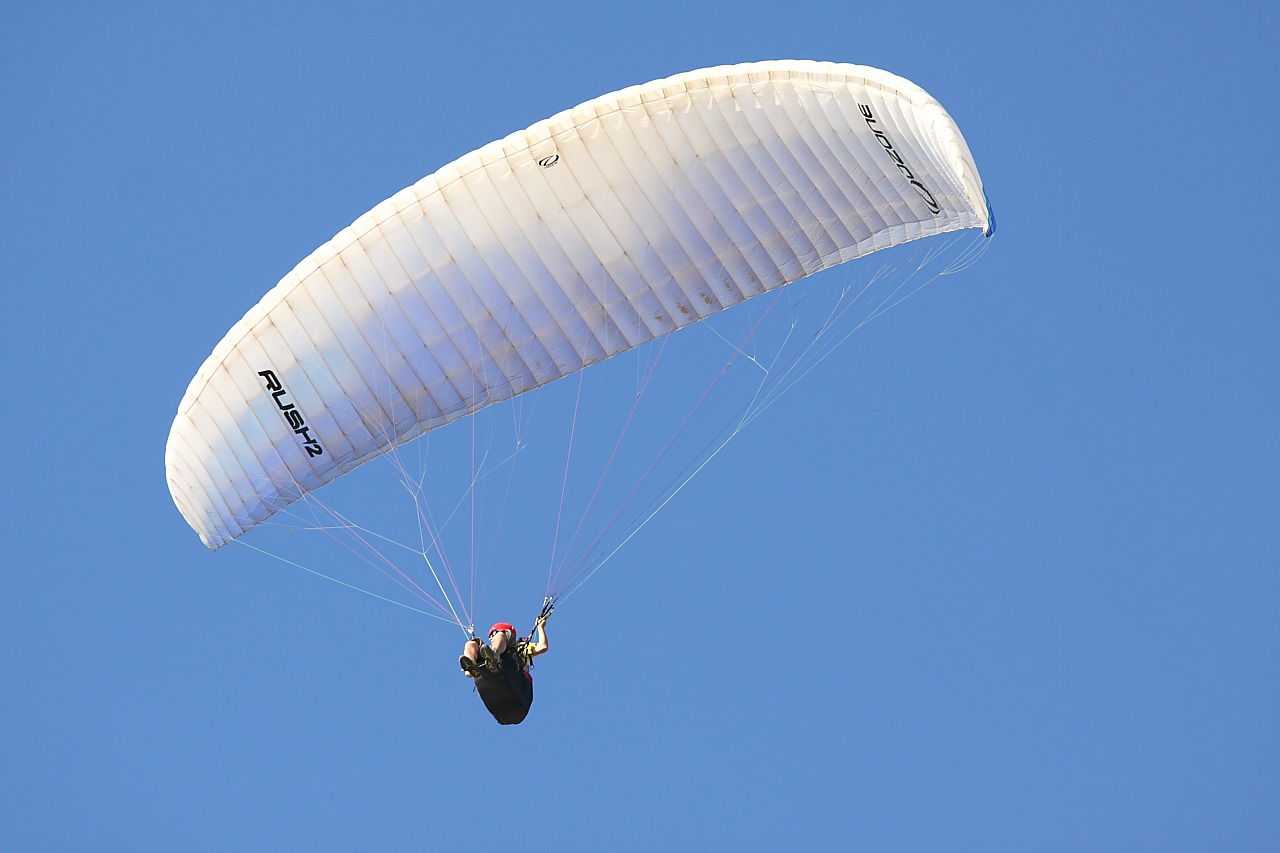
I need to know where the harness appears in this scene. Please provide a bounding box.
[472,646,534,725]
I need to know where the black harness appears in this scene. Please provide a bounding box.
[472,647,534,725]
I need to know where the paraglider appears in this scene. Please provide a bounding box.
[460,602,554,725]
[164,60,993,723]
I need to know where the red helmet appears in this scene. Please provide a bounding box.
[488,622,515,637]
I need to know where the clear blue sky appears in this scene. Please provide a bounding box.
[4,3,1277,850]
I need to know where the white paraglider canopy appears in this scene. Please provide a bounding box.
[166,60,992,551]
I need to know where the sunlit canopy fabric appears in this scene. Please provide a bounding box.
[166,60,992,549]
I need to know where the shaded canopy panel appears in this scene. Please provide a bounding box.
[166,60,992,549]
